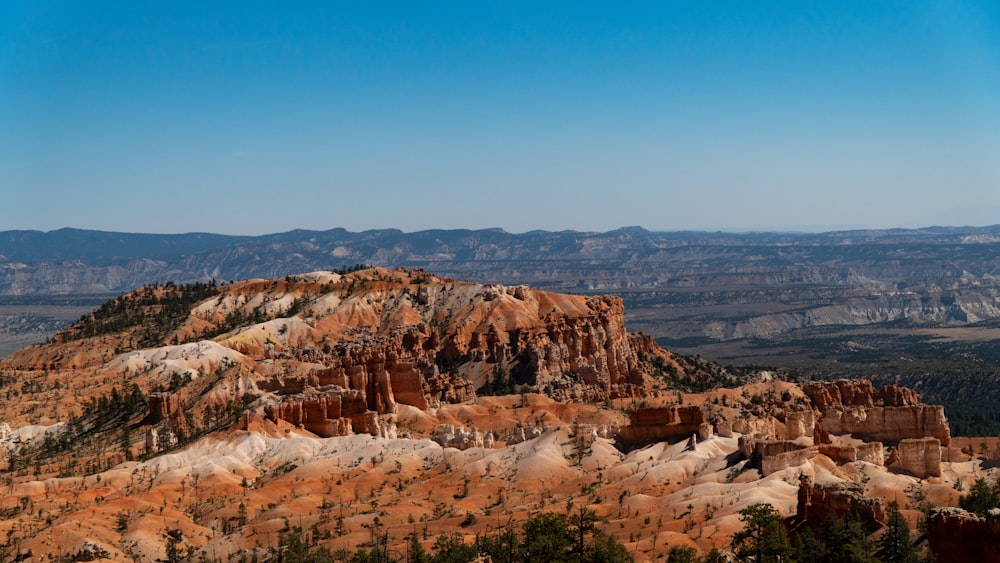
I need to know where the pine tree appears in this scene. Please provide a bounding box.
[586,530,632,562]
[876,501,918,563]
[666,546,698,563]
[825,511,878,563]
[409,533,431,563]
[959,477,1000,516]
[731,503,793,563]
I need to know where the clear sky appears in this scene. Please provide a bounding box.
[2,1,999,235]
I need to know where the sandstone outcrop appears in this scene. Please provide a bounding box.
[732,415,779,438]
[739,435,818,476]
[805,379,950,446]
[433,424,493,450]
[816,406,950,447]
[803,380,920,409]
[5,269,669,438]
[256,388,376,436]
[144,427,179,454]
[783,409,815,440]
[795,476,886,532]
[76,267,684,446]
[712,417,733,438]
[817,441,884,466]
[616,405,708,450]
[506,425,544,445]
[927,507,1000,563]
[731,379,945,476]
[144,392,182,424]
[213,269,664,434]
[762,447,818,476]
[892,437,942,478]
[143,392,189,435]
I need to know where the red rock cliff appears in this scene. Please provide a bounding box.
[804,379,950,446]
[795,477,886,533]
[928,508,1000,563]
[218,269,655,419]
[616,405,709,449]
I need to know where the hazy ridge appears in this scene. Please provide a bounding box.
[4,225,1000,339]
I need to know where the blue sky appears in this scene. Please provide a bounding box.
[2,1,998,235]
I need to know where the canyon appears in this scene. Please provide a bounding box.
[0,268,992,560]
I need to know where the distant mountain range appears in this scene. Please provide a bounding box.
[4,225,1000,341]
[3,224,1000,292]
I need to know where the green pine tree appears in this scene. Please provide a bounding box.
[409,533,431,563]
[876,501,918,563]
[825,511,878,563]
[959,477,1000,517]
[731,503,794,563]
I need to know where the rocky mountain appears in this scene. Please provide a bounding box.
[0,268,991,561]
[1,268,696,412]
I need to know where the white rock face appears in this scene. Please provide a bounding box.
[0,422,66,454]
[433,424,484,450]
[380,423,398,440]
[506,425,543,445]
[99,340,250,383]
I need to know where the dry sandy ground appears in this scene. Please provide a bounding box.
[0,391,987,562]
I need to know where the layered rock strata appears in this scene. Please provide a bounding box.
[892,437,942,478]
[784,410,815,440]
[616,406,710,450]
[255,388,377,436]
[816,407,950,447]
[762,447,819,476]
[231,270,656,428]
[739,435,819,476]
[21,268,678,441]
[142,392,189,435]
[804,379,950,446]
[803,380,920,409]
[726,379,948,479]
[817,441,884,465]
[144,393,182,425]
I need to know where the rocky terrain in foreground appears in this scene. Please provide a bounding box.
[0,268,995,561]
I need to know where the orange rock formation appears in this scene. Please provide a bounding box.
[0,270,977,561]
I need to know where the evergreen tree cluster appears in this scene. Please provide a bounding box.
[959,476,1000,516]
[722,501,930,563]
[260,500,938,563]
[65,280,219,347]
[7,383,148,477]
[84,383,147,429]
[478,364,516,396]
[334,264,371,275]
[640,352,746,392]
[263,510,631,563]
